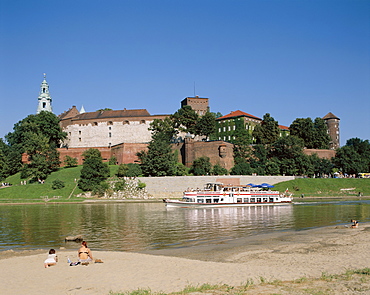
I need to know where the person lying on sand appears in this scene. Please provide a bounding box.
[44,249,58,268]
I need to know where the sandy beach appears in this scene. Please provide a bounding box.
[0,223,369,294]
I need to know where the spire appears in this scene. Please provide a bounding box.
[36,73,53,114]
[80,105,86,114]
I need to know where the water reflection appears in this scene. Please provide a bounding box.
[0,201,369,252]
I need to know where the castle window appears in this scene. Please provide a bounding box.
[79,138,81,142]
[79,131,81,135]
[109,126,111,130]
[93,122,98,126]
[123,120,129,125]
[108,121,113,125]
[140,120,146,124]
[43,88,46,93]
[43,102,46,108]
[109,132,111,138]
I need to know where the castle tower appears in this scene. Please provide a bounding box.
[36,73,53,114]
[322,112,340,149]
[181,96,209,116]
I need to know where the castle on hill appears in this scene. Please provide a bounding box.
[36,75,339,169]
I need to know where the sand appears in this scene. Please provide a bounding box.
[0,223,369,295]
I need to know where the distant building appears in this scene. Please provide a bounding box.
[36,74,53,114]
[322,112,340,149]
[215,110,289,142]
[59,106,169,148]
[181,96,209,116]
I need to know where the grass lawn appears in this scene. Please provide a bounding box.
[0,165,119,203]
[274,178,370,199]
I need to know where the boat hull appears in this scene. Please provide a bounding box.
[164,200,292,208]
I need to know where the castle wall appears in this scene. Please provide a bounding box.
[303,149,336,159]
[61,114,168,148]
[58,147,112,165]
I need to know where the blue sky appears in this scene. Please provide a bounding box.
[1,0,369,146]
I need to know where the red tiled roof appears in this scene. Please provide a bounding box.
[279,125,289,130]
[216,110,261,121]
[72,109,151,120]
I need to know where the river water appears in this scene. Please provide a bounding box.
[0,200,369,252]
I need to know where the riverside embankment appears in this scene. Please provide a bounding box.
[138,175,295,198]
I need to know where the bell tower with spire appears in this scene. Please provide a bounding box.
[36,73,53,114]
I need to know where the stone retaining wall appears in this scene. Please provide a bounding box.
[138,175,295,199]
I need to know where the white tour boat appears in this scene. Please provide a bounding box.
[164,182,293,208]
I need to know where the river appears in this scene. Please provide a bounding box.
[0,200,369,252]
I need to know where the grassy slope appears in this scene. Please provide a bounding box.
[274,178,370,198]
[0,165,119,203]
[1,169,369,202]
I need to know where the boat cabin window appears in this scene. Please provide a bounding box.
[214,198,219,203]
[263,198,268,202]
[206,199,212,203]
[243,198,249,203]
[197,199,204,203]
[269,198,274,202]
[257,198,262,202]
[250,198,255,202]
[237,198,242,203]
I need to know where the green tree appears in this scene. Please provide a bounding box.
[171,105,199,134]
[63,155,78,168]
[230,158,253,175]
[270,135,308,175]
[190,156,212,176]
[116,164,129,177]
[0,139,10,181]
[137,119,177,176]
[108,156,117,165]
[97,108,113,111]
[117,163,142,177]
[196,111,216,139]
[332,146,366,175]
[232,119,252,160]
[313,118,331,149]
[5,112,66,179]
[78,149,110,191]
[249,144,269,173]
[252,113,279,144]
[290,117,330,149]
[212,164,228,175]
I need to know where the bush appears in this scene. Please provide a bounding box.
[212,164,228,175]
[114,180,126,191]
[190,156,212,176]
[63,155,78,168]
[108,156,117,165]
[92,181,110,197]
[117,163,142,177]
[51,179,65,190]
[137,180,146,190]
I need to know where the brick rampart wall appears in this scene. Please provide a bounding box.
[303,149,336,159]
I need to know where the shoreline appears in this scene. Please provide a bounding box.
[0,223,369,294]
[0,195,369,206]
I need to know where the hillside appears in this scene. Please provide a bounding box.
[274,178,370,199]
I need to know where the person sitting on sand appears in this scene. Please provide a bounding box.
[351,219,359,228]
[78,241,93,262]
[44,249,58,268]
